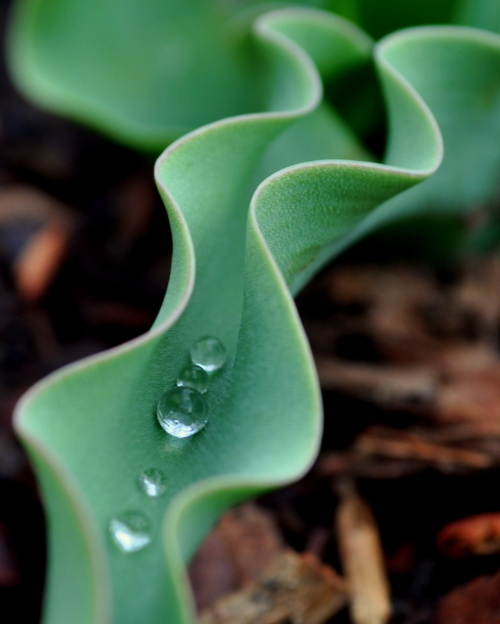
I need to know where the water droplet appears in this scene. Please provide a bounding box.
[190,336,226,373]
[177,364,209,393]
[138,468,167,497]
[109,511,152,553]
[157,387,208,438]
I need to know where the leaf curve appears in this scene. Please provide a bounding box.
[13,9,500,624]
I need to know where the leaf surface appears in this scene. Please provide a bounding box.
[8,0,338,149]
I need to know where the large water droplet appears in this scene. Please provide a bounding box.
[157,387,208,438]
[109,511,152,553]
[177,364,209,394]
[138,468,167,498]
[190,336,226,373]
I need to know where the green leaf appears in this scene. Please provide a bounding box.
[329,0,500,38]
[7,0,337,149]
[329,0,458,39]
[8,0,500,151]
[455,0,500,33]
[13,8,500,624]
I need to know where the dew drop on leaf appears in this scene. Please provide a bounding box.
[109,511,152,553]
[190,336,226,372]
[176,364,209,394]
[138,468,167,497]
[157,387,208,438]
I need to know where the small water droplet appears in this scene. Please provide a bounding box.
[138,468,167,497]
[157,387,208,438]
[177,364,209,393]
[190,336,226,373]
[109,511,152,553]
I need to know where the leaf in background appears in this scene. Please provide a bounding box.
[330,18,500,262]
[347,25,500,260]
[328,0,500,38]
[7,0,339,150]
[11,0,499,152]
[455,0,500,33]
[328,0,458,39]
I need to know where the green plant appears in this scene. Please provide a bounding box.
[8,0,500,151]
[8,3,500,624]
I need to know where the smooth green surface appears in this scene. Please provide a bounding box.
[455,0,500,32]
[7,0,335,149]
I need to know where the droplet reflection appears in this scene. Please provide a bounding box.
[138,468,167,498]
[109,511,152,553]
[190,336,226,373]
[157,386,208,438]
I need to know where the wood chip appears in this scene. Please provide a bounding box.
[315,357,437,412]
[199,549,348,624]
[438,367,500,422]
[335,480,391,624]
[0,185,68,222]
[0,185,78,302]
[451,256,500,338]
[426,420,500,444]
[353,426,493,470]
[13,220,73,302]
[324,264,434,311]
[317,451,425,480]
[189,503,283,611]
[435,569,500,624]
[437,513,500,557]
